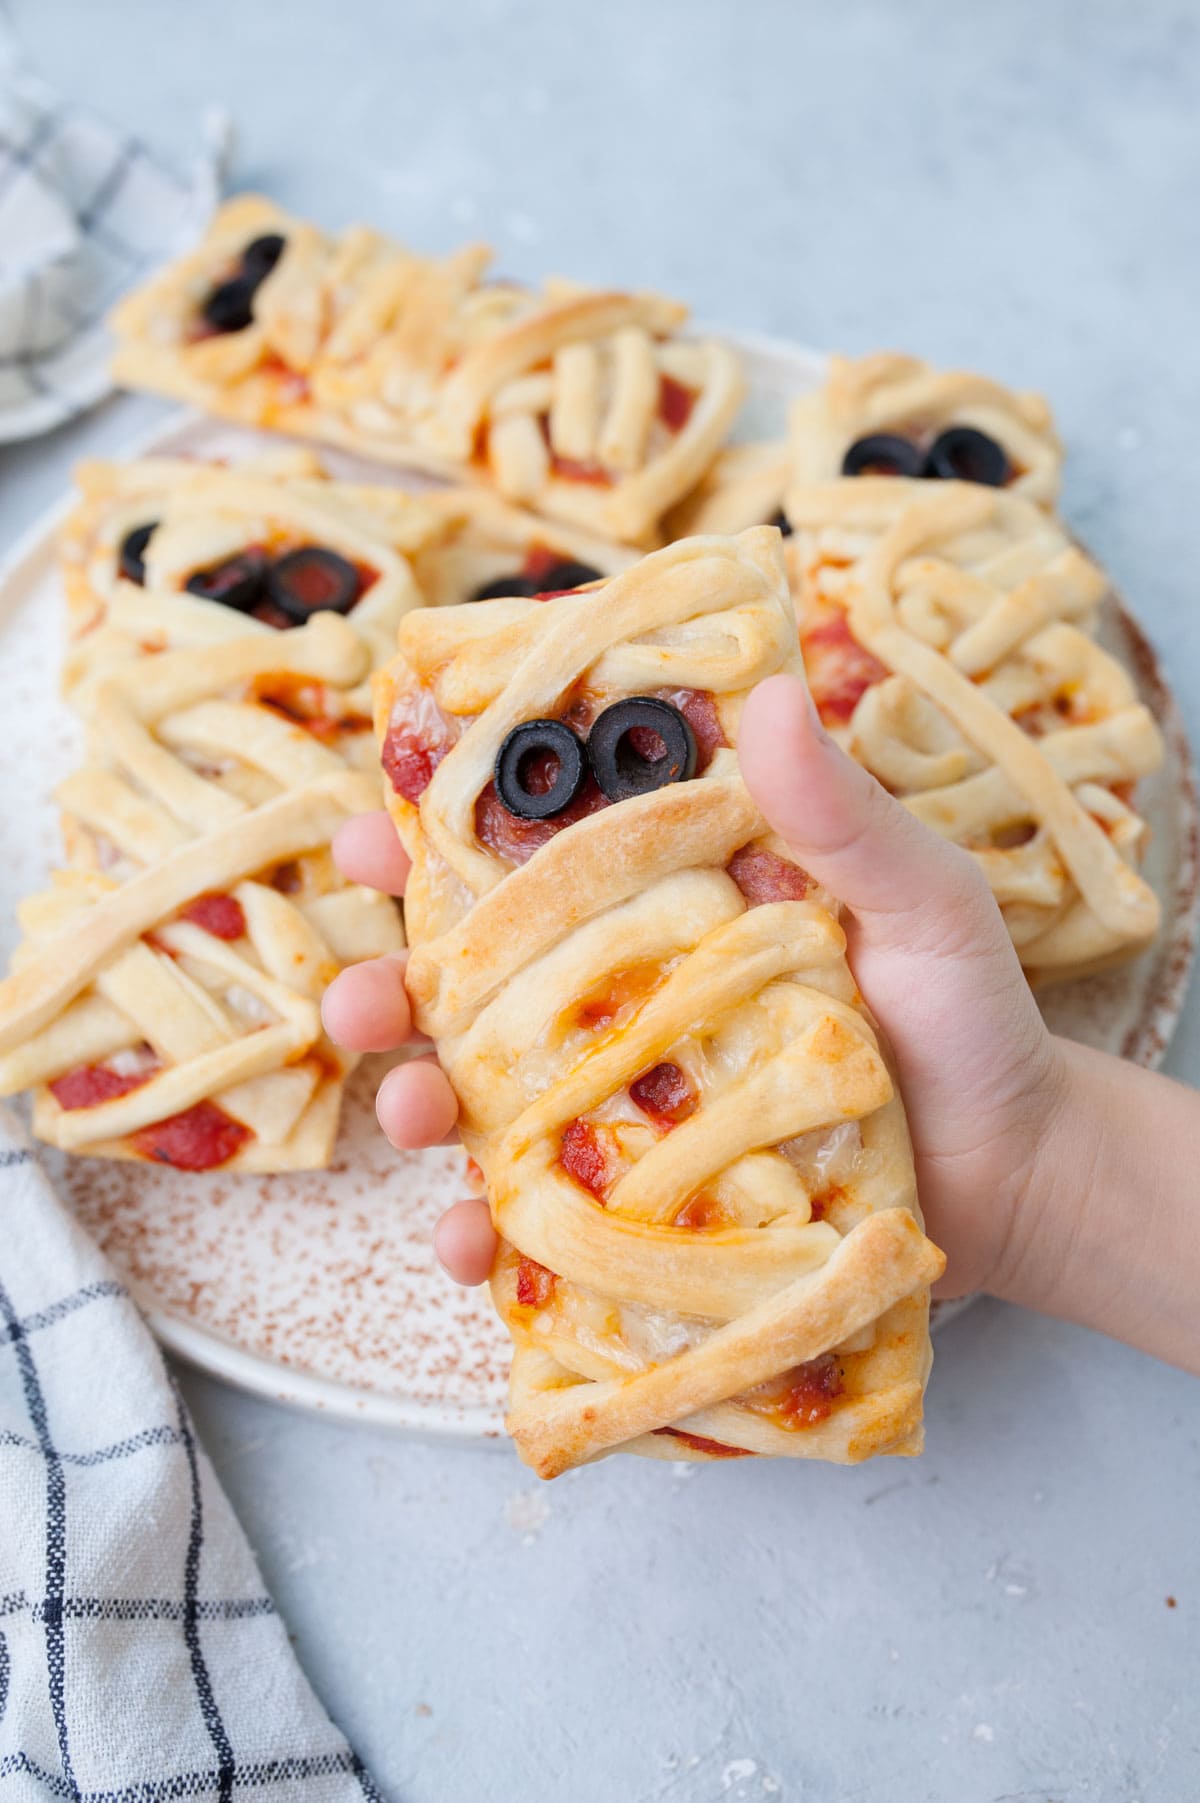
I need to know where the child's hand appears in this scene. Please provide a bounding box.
[324,673,1059,1298]
[324,676,1200,1375]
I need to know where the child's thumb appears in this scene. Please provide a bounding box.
[738,673,1007,964]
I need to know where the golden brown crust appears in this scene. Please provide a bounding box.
[375,526,943,1473]
[786,480,1163,981]
[0,609,403,1171]
[109,196,746,546]
[786,351,1062,507]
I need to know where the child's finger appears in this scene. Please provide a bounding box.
[332,811,412,897]
[433,1198,499,1286]
[321,953,413,1052]
[376,1056,460,1149]
[739,674,1003,961]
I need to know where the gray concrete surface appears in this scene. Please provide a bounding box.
[2,2,1198,1797]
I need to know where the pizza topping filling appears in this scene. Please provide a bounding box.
[515,1258,557,1309]
[179,892,247,941]
[130,1100,253,1171]
[494,720,588,821]
[199,232,286,337]
[841,424,1013,488]
[50,1050,160,1111]
[657,373,697,433]
[653,1428,751,1458]
[558,1117,618,1200]
[727,845,811,906]
[629,1061,696,1127]
[801,612,889,725]
[468,551,603,603]
[118,522,158,586]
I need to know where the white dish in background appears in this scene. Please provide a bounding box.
[1,330,1194,1441]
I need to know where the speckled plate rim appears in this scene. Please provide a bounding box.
[3,327,1196,1439]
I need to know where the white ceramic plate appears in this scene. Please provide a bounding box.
[2,330,1195,1440]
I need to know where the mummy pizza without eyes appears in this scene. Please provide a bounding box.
[109,195,746,547]
[786,480,1163,982]
[787,352,1063,507]
[0,614,403,1170]
[60,450,445,709]
[375,527,944,1475]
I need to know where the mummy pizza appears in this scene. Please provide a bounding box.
[375,527,944,1474]
[787,352,1063,507]
[61,449,443,707]
[408,486,636,609]
[786,480,1163,981]
[109,195,745,546]
[0,615,403,1169]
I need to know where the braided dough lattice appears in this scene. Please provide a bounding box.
[0,614,402,1169]
[786,480,1163,981]
[61,450,443,712]
[788,352,1063,506]
[376,528,943,1475]
[110,196,745,546]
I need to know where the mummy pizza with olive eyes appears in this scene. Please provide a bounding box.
[786,480,1163,982]
[786,351,1064,508]
[60,450,448,710]
[0,614,403,1171]
[374,526,944,1476]
[109,194,746,548]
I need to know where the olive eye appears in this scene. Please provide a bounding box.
[587,698,697,802]
[119,521,158,586]
[200,232,288,335]
[841,434,924,478]
[268,547,360,621]
[468,559,603,603]
[923,426,1010,487]
[495,720,587,821]
[185,549,270,612]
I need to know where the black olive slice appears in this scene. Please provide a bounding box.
[494,720,587,821]
[119,521,158,586]
[467,558,603,604]
[841,434,925,478]
[201,276,258,335]
[587,698,697,803]
[267,546,361,622]
[185,548,270,613]
[528,559,603,594]
[469,573,541,602]
[769,508,794,538]
[923,426,1011,487]
[242,234,286,282]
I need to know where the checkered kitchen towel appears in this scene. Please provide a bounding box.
[0,1107,384,1801]
[0,36,226,443]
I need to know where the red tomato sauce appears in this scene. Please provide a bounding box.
[727,845,811,906]
[801,613,888,726]
[179,893,246,940]
[130,1100,252,1171]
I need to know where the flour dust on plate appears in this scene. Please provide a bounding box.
[0,330,1194,1439]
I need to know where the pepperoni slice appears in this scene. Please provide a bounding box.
[727,846,811,906]
[654,688,726,771]
[130,1101,252,1171]
[801,614,888,725]
[777,1354,843,1428]
[50,1062,156,1110]
[658,374,697,433]
[382,693,461,803]
[629,1061,696,1127]
[180,893,246,940]
[474,773,607,865]
[652,1428,750,1458]
[515,1258,557,1308]
[558,1118,612,1199]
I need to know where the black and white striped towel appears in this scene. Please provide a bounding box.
[0,38,226,443]
[0,1105,384,1801]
